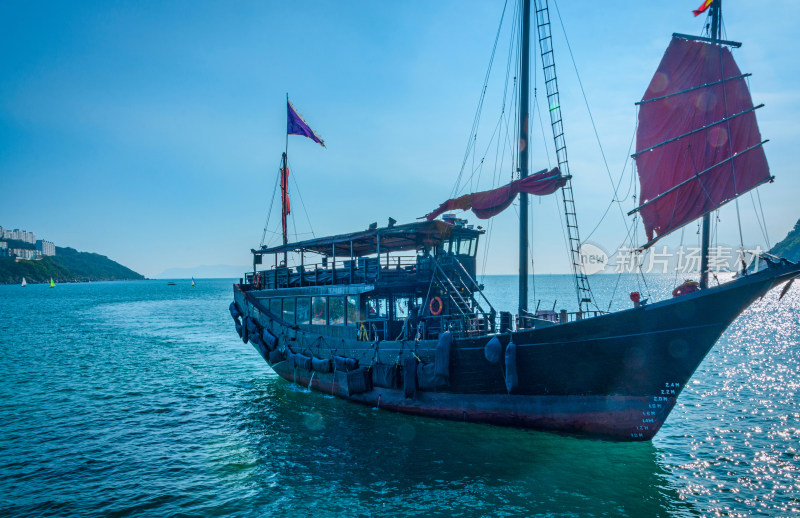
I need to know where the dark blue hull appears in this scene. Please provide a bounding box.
[233,261,799,441]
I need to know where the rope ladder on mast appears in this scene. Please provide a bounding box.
[533,0,593,312]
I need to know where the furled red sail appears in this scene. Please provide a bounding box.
[631,37,771,247]
[425,167,567,221]
[280,166,291,241]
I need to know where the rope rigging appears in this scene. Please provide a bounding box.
[259,155,316,249]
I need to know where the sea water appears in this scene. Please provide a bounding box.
[1,277,798,516]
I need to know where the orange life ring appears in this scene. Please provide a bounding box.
[429,296,443,316]
[253,273,263,290]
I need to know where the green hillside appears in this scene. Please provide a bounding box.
[51,246,144,281]
[0,247,144,284]
[770,218,800,261]
[0,256,73,284]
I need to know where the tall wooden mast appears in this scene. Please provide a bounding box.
[518,0,531,318]
[280,152,289,247]
[700,0,722,289]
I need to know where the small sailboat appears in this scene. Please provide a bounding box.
[191,277,196,287]
[21,277,27,287]
[49,278,55,288]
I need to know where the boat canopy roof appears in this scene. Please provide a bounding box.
[254,220,482,257]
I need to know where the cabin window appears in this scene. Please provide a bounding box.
[456,237,476,256]
[270,298,282,315]
[366,297,388,319]
[441,236,476,256]
[296,298,311,324]
[393,296,422,321]
[394,297,410,320]
[346,296,359,324]
[282,297,295,323]
[441,239,454,255]
[329,297,345,325]
[312,296,328,325]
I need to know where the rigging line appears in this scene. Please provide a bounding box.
[260,160,282,247]
[529,5,539,310]
[674,227,686,286]
[743,71,772,251]
[530,194,536,307]
[480,41,520,282]
[460,6,520,198]
[754,189,770,248]
[262,229,314,237]
[534,88,552,167]
[606,206,640,277]
[481,105,515,282]
[451,0,510,198]
[501,8,520,180]
[636,248,653,301]
[606,270,623,313]
[551,192,576,304]
[712,210,721,286]
[290,195,299,248]
[631,217,646,296]
[472,134,477,192]
[463,36,520,195]
[286,156,316,238]
[582,119,638,244]
[510,10,521,182]
[552,0,632,238]
[480,218,495,283]
[462,115,508,190]
[483,136,511,282]
[630,175,650,296]
[717,46,746,258]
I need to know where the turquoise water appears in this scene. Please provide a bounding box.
[1,277,798,516]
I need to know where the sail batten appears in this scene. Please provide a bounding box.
[630,140,770,216]
[638,174,773,250]
[425,167,567,221]
[633,36,771,246]
[632,104,763,158]
[635,72,751,106]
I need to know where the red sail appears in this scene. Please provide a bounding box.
[632,37,771,247]
[425,167,566,221]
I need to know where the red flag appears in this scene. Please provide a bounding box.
[693,0,713,16]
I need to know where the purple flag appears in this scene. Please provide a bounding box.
[287,100,325,147]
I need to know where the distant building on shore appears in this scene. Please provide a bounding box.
[0,226,56,259]
[11,249,41,260]
[0,226,36,244]
[36,239,55,256]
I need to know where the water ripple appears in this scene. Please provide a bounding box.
[1,277,798,516]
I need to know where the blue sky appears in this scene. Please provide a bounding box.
[1,1,798,278]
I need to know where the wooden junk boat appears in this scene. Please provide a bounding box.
[230,0,800,440]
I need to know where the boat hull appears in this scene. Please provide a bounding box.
[233,261,799,441]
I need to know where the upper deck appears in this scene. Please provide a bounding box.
[249,220,483,291]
